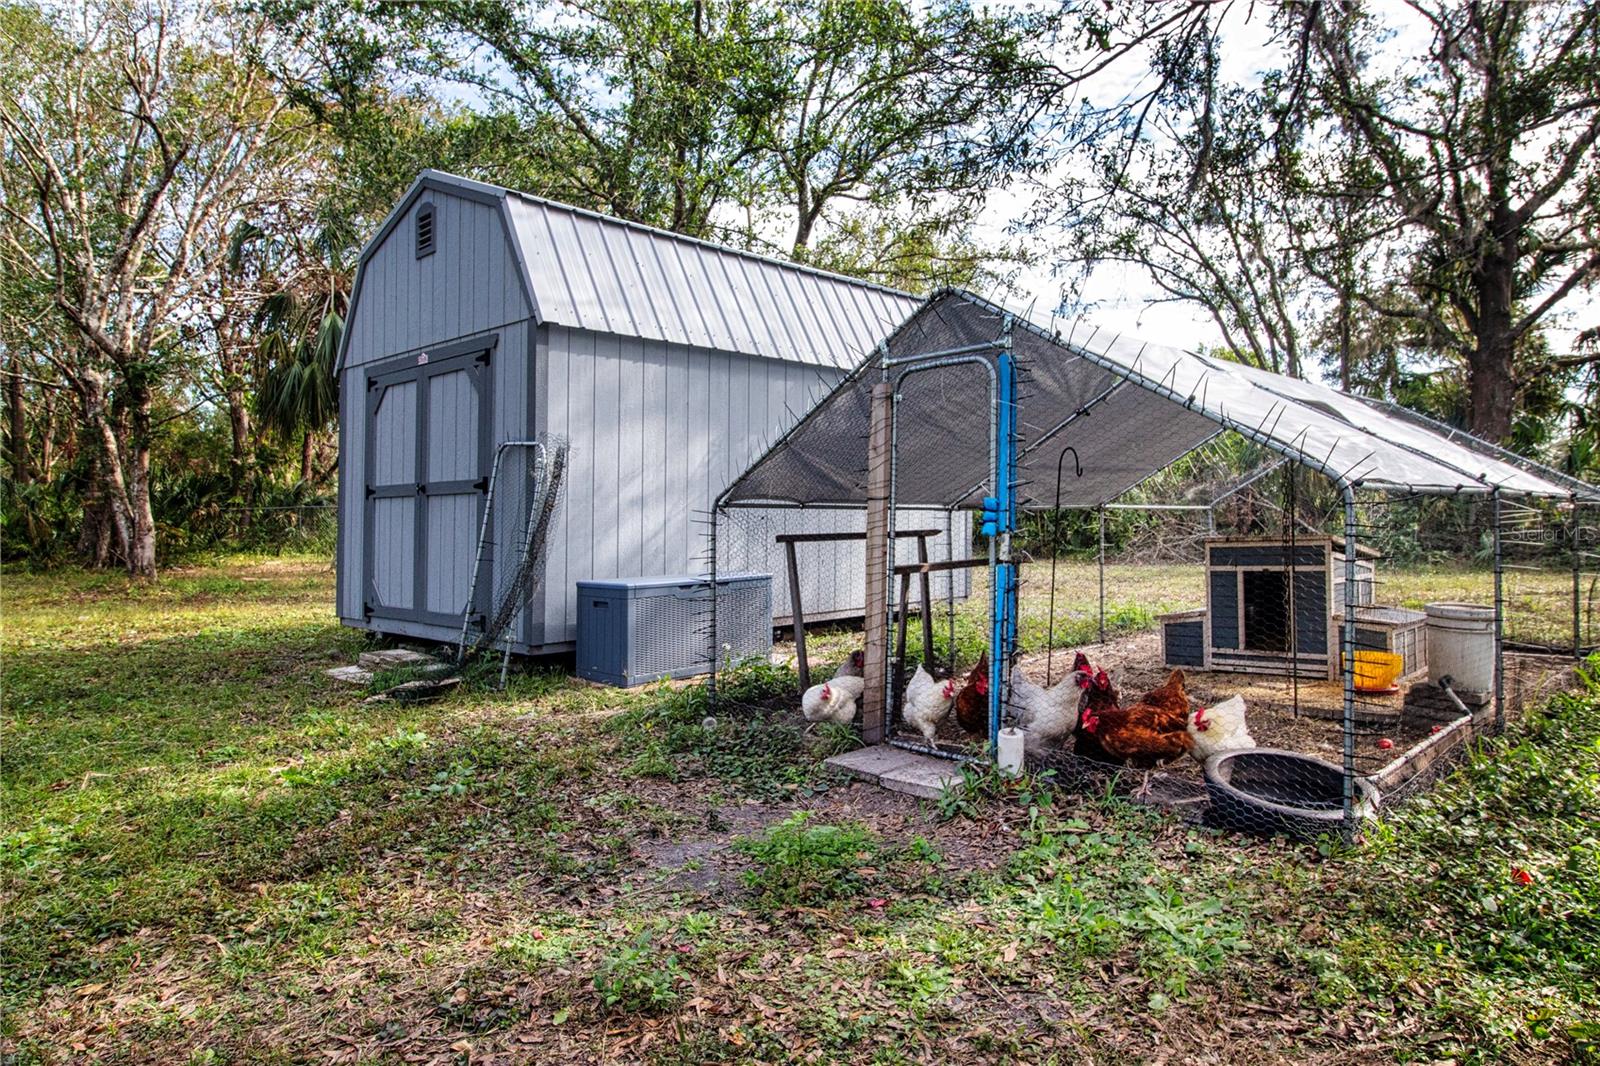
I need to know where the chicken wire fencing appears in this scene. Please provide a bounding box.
[699,288,1596,843]
[1020,466,1596,835]
[708,442,1593,843]
[455,435,569,687]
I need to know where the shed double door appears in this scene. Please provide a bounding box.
[363,340,495,628]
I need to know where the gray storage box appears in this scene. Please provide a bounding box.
[575,573,773,686]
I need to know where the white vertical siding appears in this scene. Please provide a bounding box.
[338,175,939,650]
[343,193,532,369]
[338,318,534,627]
[336,181,536,626]
[529,326,966,646]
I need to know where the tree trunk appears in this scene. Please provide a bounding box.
[78,371,134,568]
[1468,208,1519,443]
[227,384,251,493]
[6,357,30,483]
[40,386,61,477]
[125,380,158,579]
[792,183,816,256]
[78,467,116,568]
[300,428,313,483]
[1337,289,1351,393]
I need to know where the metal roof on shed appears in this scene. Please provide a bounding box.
[340,170,920,373]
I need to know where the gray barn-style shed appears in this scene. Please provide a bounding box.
[335,170,929,653]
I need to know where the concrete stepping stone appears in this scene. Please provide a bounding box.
[358,648,437,671]
[824,745,964,800]
[324,665,374,685]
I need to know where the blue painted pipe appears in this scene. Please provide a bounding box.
[990,336,1018,748]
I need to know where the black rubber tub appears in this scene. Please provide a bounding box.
[1204,748,1379,840]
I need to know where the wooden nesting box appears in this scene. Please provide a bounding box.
[1336,605,1428,682]
[1204,537,1336,679]
[1160,608,1207,668]
[1332,552,1377,607]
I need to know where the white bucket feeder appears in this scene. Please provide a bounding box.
[997,727,1026,775]
[1424,602,1496,694]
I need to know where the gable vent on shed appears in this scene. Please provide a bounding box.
[415,203,436,258]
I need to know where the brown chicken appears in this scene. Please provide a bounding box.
[1128,669,1192,737]
[1072,662,1120,764]
[1078,668,1194,793]
[953,651,991,734]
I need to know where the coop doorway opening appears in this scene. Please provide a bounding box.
[1242,570,1292,653]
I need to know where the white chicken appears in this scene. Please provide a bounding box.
[901,664,958,744]
[1006,666,1086,753]
[801,675,865,724]
[1186,695,1254,762]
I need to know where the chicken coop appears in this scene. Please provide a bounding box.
[706,287,1599,841]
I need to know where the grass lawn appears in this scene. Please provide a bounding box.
[2,556,1597,1064]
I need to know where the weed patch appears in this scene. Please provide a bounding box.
[608,660,818,794]
[592,930,684,1014]
[734,813,879,907]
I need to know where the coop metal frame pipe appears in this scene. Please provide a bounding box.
[1493,488,1505,733]
[882,340,1003,367]
[886,351,997,758]
[945,505,958,674]
[1097,505,1107,644]
[1368,398,1600,502]
[1103,503,1214,511]
[707,505,720,710]
[1573,495,1583,660]
[1340,484,1359,841]
[992,315,1019,747]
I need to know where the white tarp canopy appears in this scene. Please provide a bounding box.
[721,289,1597,510]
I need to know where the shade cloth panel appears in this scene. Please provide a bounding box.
[719,290,1594,510]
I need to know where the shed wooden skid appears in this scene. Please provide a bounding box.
[336,170,968,654]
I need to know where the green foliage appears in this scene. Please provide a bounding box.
[299,0,1052,292]
[734,813,878,907]
[935,759,1055,822]
[1358,663,1600,994]
[880,956,954,1011]
[608,659,816,794]
[1044,0,1600,447]
[4,560,1600,1060]
[1,474,88,567]
[1016,872,1122,960]
[592,930,684,1014]
[1123,887,1247,1001]
[496,930,576,969]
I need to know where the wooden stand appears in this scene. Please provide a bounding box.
[777,527,942,691]
[891,556,986,679]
